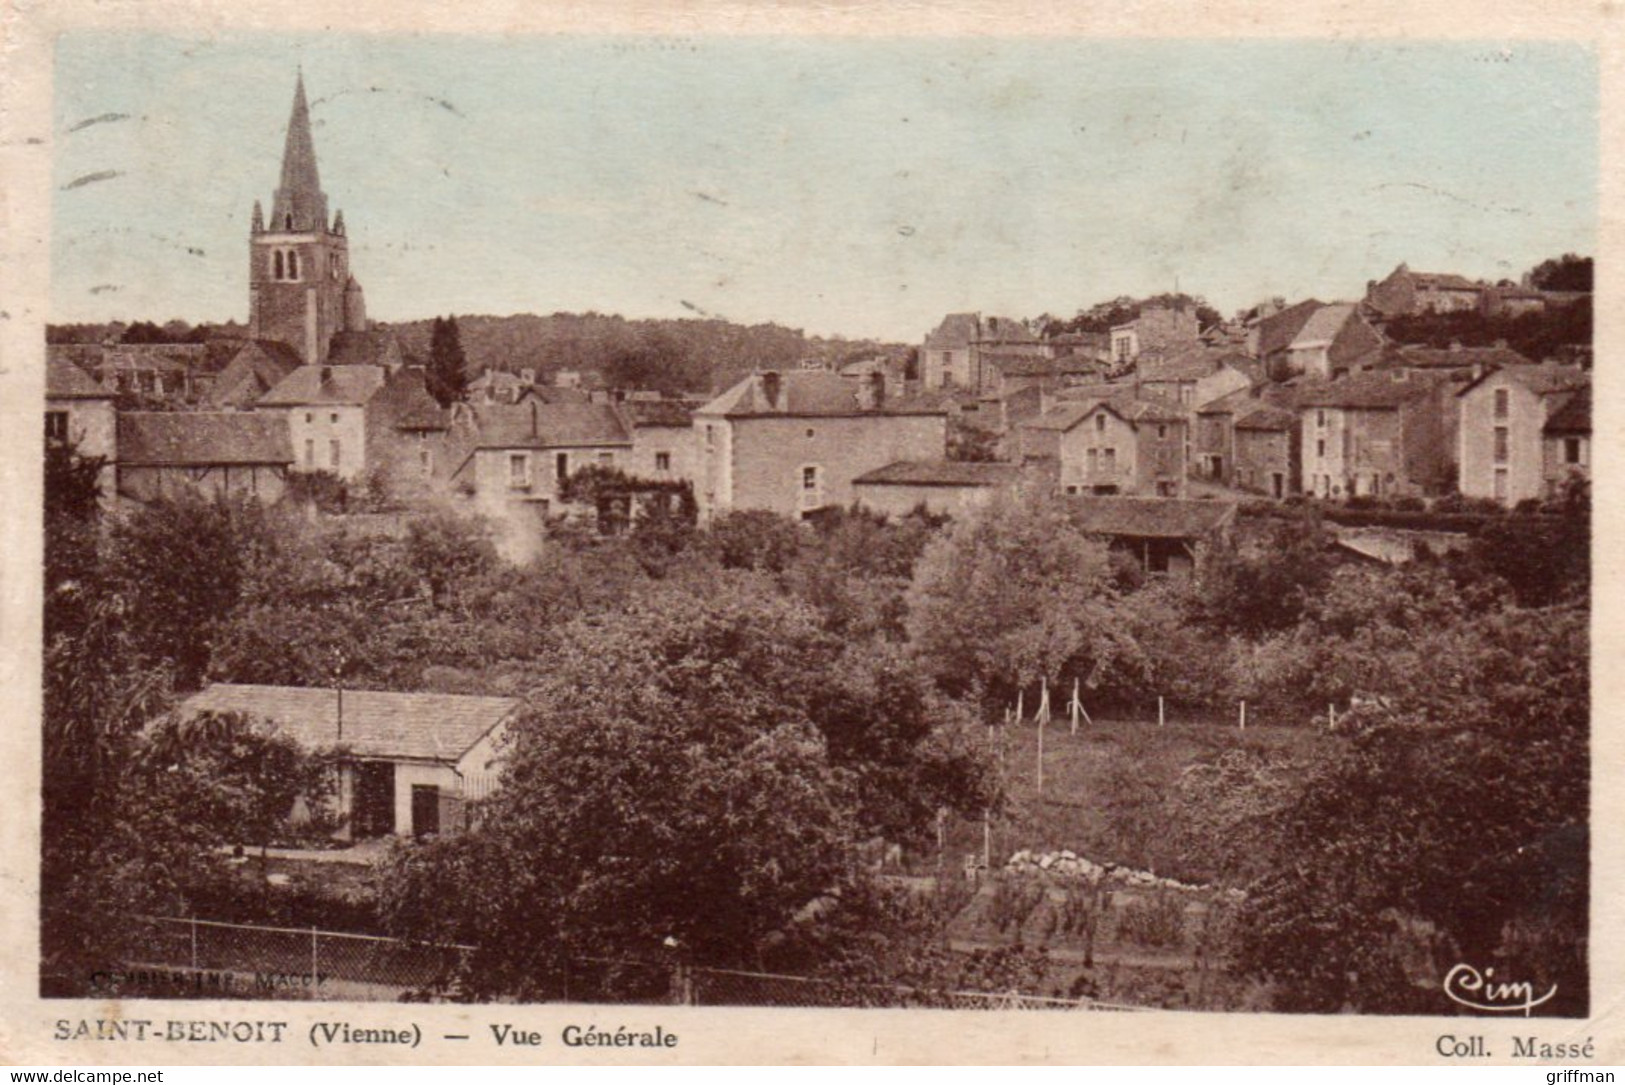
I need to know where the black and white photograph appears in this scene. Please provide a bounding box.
[5,3,1614,1067]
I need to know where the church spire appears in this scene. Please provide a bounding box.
[269,71,329,233]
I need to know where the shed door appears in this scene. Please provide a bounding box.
[411,785,441,838]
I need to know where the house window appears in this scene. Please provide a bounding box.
[556,452,570,482]
[1493,468,1508,502]
[287,251,299,280]
[806,428,816,438]
[1095,413,1106,433]
[305,412,313,424]
[1065,485,1078,495]
[1317,410,1326,428]
[1564,437,1583,465]
[598,451,614,467]
[1157,424,1167,440]
[1493,427,1509,464]
[1316,439,1326,459]
[705,425,715,450]
[508,453,530,488]
[655,452,671,472]
[1087,448,1098,474]
[1102,448,1116,473]
[803,466,819,490]
[44,411,68,444]
[329,439,340,469]
[330,412,339,424]
[1494,388,1509,420]
[419,446,433,477]
[273,251,284,280]
[304,439,315,467]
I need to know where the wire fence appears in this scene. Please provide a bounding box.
[111,914,1145,1011]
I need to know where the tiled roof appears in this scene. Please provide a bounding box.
[1294,370,1442,409]
[698,370,945,418]
[259,364,389,407]
[1136,345,1240,383]
[327,331,404,368]
[923,312,1036,348]
[1023,394,1186,432]
[118,412,294,466]
[1255,299,1325,358]
[206,340,303,407]
[624,399,697,428]
[1378,344,1534,371]
[1233,403,1298,431]
[46,355,113,399]
[1413,272,1482,291]
[372,367,448,431]
[853,459,1026,487]
[1067,496,1238,539]
[474,401,633,449]
[1544,387,1591,435]
[1289,303,1356,348]
[177,683,521,763]
[1457,363,1589,399]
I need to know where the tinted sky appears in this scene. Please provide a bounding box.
[52,34,1596,340]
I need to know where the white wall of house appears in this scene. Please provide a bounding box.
[1057,409,1137,494]
[288,405,367,480]
[1459,375,1551,506]
[628,424,698,485]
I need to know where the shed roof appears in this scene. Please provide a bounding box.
[853,459,1026,487]
[177,683,522,763]
[1544,387,1591,435]
[118,412,294,466]
[1067,496,1237,539]
[474,401,633,449]
[1294,370,1442,409]
[1255,299,1325,358]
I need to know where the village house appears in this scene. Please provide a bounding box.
[256,361,445,485]
[48,342,218,406]
[1018,395,1188,497]
[1135,346,1255,409]
[1274,303,1384,381]
[694,369,948,523]
[116,412,294,504]
[177,684,521,839]
[205,339,304,409]
[1456,363,1589,505]
[851,459,1027,518]
[469,367,541,405]
[1364,264,1487,318]
[622,399,700,485]
[1108,304,1201,368]
[1068,495,1237,581]
[1542,385,1590,499]
[46,354,117,465]
[920,313,1044,391]
[1249,298,1323,367]
[451,399,634,522]
[1231,402,1299,499]
[1297,370,1452,499]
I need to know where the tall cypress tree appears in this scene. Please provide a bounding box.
[428,315,469,407]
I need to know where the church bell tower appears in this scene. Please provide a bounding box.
[248,73,366,364]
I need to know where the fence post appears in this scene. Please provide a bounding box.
[1328,703,1336,731]
[1239,700,1247,731]
[1158,696,1165,727]
[190,917,198,971]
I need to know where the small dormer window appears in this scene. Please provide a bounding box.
[285,213,294,230]
[1095,413,1106,433]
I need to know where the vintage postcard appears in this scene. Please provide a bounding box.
[0,0,1619,1067]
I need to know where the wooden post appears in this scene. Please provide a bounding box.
[1328,703,1336,731]
[1239,700,1247,730]
[1158,695,1165,727]
[982,809,992,874]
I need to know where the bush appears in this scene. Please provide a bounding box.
[1114,890,1188,949]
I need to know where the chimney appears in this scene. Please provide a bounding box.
[761,370,782,410]
[530,399,539,438]
[870,370,885,408]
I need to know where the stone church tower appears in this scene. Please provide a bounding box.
[248,74,367,364]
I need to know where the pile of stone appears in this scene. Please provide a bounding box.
[1003,849,1226,895]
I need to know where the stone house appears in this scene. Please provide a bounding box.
[920,313,1043,391]
[1541,386,1590,499]
[116,412,294,504]
[257,361,444,486]
[694,369,948,523]
[1364,264,1485,318]
[1276,303,1384,381]
[1019,395,1189,497]
[623,399,700,486]
[46,356,118,500]
[1231,403,1300,499]
[1297,370,1452,499]
[1135,346,1255,409]
[451,399,635,521]
[851,459,1027,518]
[1456,364,1589,506]
[1068,495,1237,581]
[177,684,521,839]
[205,339,303,409]
[1108,305,1201,367]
